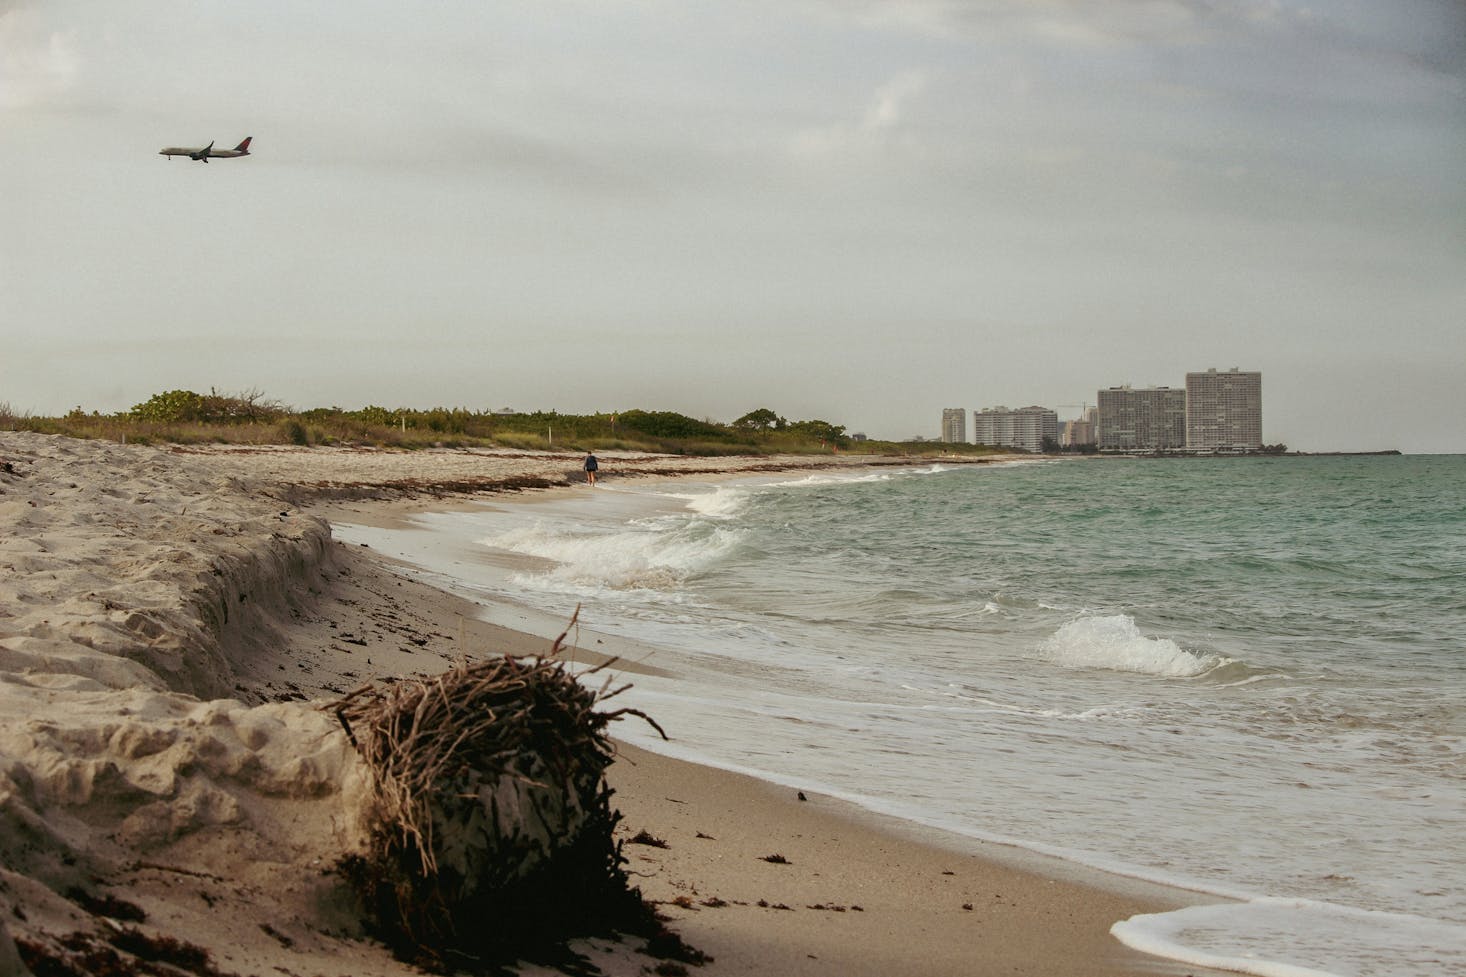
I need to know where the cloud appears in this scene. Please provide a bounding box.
[812,0,1464,79]
[0,10,79,112]
[819,0,1228,47]
[861,70,928,131]
[791,69,930,160]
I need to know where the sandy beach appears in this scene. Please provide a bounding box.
[0,432,1203,977]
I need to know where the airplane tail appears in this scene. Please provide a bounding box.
[233,137,252,153]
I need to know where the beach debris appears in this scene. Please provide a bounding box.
[259,922,294,948]
[628,829,670,849]
[797,791,807,801]
[327,638,670,968]
[63,886,147,923]
[16,926,236,977]
[759,853,791,864]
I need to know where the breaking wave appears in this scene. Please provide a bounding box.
[480,519,743,592]
[1034,614,1230,678]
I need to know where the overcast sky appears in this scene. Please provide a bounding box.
[3,1,1463,451]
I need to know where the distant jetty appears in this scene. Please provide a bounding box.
[1076,448,1404,459]
[1290,450,1403,456]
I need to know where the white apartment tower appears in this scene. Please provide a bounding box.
[972,406,1058,453]
[1096,386,1187,451]
[941,408,968,444]
[1186,368,1262,451]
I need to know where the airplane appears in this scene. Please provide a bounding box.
[159,137,252,162]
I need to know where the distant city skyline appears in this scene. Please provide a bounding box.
[3,2,1463,453]
[949,365,1263,452]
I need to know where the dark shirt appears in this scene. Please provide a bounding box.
[584,455,598,471]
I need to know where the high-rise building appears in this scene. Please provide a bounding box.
[941,408,968,444]
[1096,386,1187,450]
[1186,368,1262,452]
[1061,407,1097,447]
[972,406,1058,453]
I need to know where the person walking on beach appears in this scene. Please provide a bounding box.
[583,451,599,486]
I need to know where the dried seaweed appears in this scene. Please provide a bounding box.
[17,928,238,977]
[327,617,671,970]
[63,886,146,923]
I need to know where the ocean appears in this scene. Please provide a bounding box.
[335,455,1466,977]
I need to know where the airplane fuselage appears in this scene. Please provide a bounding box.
[160,137,252,162]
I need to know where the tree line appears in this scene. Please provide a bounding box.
[4,389,1002,459]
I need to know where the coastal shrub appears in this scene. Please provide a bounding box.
[130,390,207,423]
[329,644,668,968]
[415,407,475,434]
[732,408,784,431]
[129,388,286,425]
[617,410,733,442]
[350,405,399,428]
[784,419,847,447]
[199,388,287,424]
[490,410,615,444]
[279,419,310,445]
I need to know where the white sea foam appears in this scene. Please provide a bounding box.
[480,519,742,592]
[768,471,894,488]
[761,463,959,491]
[1034,614,1227,677]
[1112,899,1466,977]
[659,485,752,519]
[652,466,932,517]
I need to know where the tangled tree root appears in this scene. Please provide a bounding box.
[328,622,668,971]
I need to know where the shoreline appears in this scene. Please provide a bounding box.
[289,452,1226,975]
[0,433,1213,976]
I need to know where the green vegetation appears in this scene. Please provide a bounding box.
[3,389,1012,458]
[129,387,287,425]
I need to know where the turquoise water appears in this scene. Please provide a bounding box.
[339,455,1466,977]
